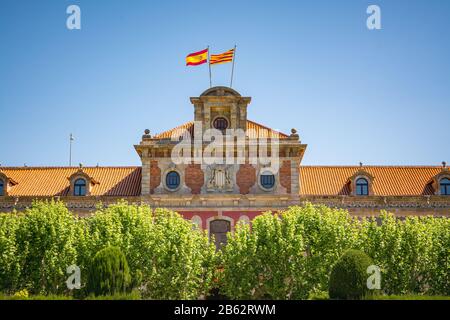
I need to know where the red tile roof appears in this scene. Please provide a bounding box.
[299,166,442,196]
[0,166,444,197]
[154,120,289,139]
[0,167,141,197]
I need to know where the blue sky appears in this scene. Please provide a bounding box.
[0,0,449,167]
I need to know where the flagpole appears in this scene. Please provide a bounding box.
[230,45,237,88]
[69,133,74,167]
[207,46,212,88]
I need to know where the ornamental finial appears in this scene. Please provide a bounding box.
[143,129,152,139]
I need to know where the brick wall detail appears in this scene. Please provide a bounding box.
[280,160,291,193]
[236,164,256,194]
[150,160,161,194]
[185,164,204,194]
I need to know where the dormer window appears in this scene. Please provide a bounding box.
[0,173,17,197]
[68,167,98,197]
[440,178,450,195]
[348,166,374,196]
[431,163,450,196]
[356,178,369,196]
[74,178,87,196]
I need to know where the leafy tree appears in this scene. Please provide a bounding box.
[83,201,216,299]
[141,208,217,299]
[0,213,21,292]
[361,213,450,295]
[0,201,448,298]
[220,204,360,299]
[13,200,80,295]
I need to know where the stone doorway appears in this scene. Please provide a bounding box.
[209,219,231,250]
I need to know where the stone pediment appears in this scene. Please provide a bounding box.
[200,86,241,97]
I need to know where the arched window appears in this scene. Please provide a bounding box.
[238,215,250,226]
[191,215,202,230]
[260,172,276,190]
[166,171,180,190]
[440,178,450,195]
[213,117,229,131]
[74,178,87,196]
[0,179,4,196]
[356,178,369,196]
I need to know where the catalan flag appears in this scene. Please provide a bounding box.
[210,48,234,65]
[186,48,208,66]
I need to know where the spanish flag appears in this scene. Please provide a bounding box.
[210,48,234,65]
[186,48,208,66]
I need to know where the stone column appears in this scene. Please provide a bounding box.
[141,149,151,195]
[291,158,300,195]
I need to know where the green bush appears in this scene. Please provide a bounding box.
[365,295,450,300]
[0,201,448,299]
[0,289,73,300]
[219,204,360,299]
[84,202,217,299]
[0,200,81,295]
[85,289,141,300]
[87,246,131,296]
[308,290,329,300]
[360,213,450,295]
[328,249,373,300]
[0,214,20,292]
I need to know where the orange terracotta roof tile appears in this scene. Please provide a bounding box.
[2,166,442,198]
[0,167,141,197]
[299,166,442,196]
[154,120,289,139]
[246,120,289,139]
[154,121,194,139]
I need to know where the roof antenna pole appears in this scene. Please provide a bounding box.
[69,133,74,167]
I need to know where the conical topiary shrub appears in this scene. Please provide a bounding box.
[329,249,374,300]
[87,246,131,296]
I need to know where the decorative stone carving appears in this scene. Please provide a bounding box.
[206,165,234,192]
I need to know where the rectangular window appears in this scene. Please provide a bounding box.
[356,185,368,196]
[74,185,86,196]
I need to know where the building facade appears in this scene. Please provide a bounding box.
[1,87,449,245]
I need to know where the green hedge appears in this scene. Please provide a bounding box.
[0,201,448,299]
[219,204,449,299]
[0,200,216,299]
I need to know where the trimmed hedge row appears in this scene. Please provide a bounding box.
[0,201,448,299]
[0,200,216,299]
[219,205,449,299]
